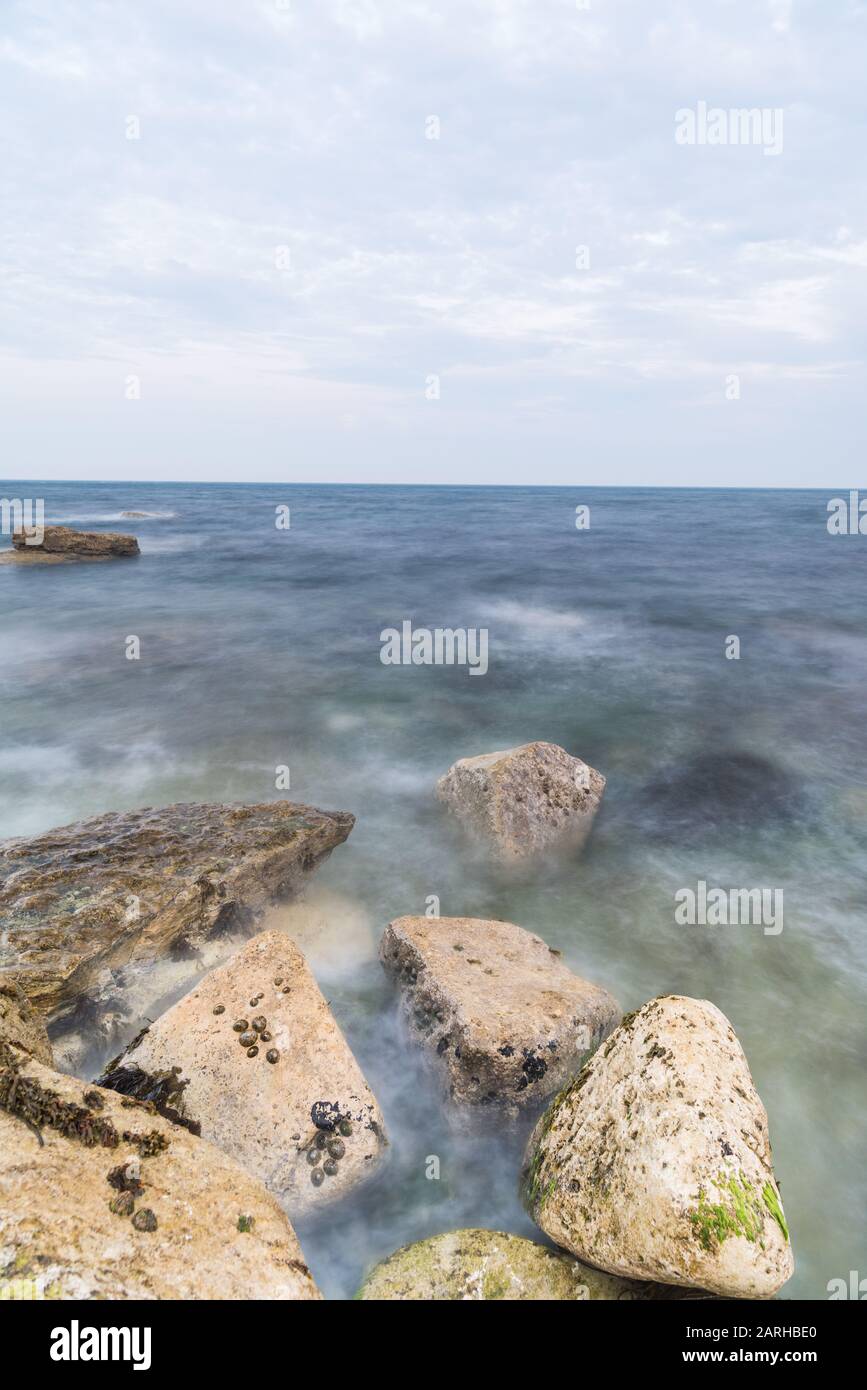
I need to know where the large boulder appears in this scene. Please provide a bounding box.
[0,981,52,1065]
[0,1045,320,1300]
[380,915,620,1113]
[436,741,605,863]
[98,930,388,1217]
[0,800,355,1056]
[522,995,793,1299]
[12,525,139,556]
[356,1228,713,1300]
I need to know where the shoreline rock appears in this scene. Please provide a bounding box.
[98,930,389,1217]
[0,800,355,1047]
[521,995,793,1299]
[0,980,53,1065]
[12,525,140,558]
[357,1229,716,1300]
[436,741,605,863]
[380,915,620,1113]
[0,1046,320,1300]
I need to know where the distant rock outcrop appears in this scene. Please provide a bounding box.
[12,525,140,557]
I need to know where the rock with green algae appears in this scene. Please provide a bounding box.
[356,1229,714,1301]
[0,1048,321,1300]
[521,995,793,1299]
[0,799,354,1064]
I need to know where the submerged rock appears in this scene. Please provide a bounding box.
[11,525,140,557]
[357,1229,715,1300]
[436,741,605,863]
[640,751,798,839]
[0,981,53,1065]
[380,915,620,1113]
[0,800,355,1043]
[98,931,388,1217]
[0,1048,320,1300]
[522,995,793,1299]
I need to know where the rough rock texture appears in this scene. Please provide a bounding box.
[0,981,52,1065]
[0,801,355,1039]
[1,548,88,565]
[0,1047,320,1300]
[357,1229,715,1301]
[98,931,388,1217]
[522,995,793,1299]
[380,915,620,1112]
[436,741,605,863]
[12,525,140,556]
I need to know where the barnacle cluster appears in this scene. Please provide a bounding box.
[228,997,279,1064]
[305,1103,353,1187]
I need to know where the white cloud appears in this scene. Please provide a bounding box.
[0,0,864,483]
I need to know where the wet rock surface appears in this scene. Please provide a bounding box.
[380,915,620,1113]
[10,525,140,558]
[98,930,388,1217]
[357,1228,716,1300]
[0,800,355,1044]
[436,741,605,863]
[0,980,53,1065]
[522,995,793,1299]
[0,1047,320,1300]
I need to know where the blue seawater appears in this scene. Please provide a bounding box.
[1,481,865,1298]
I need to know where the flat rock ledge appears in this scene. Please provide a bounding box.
[0,800,355,1045]
[380,915,620,1113]
[98,931,388,1218]
[357,1229,716,1301]
[0,1043,320,1300]
[12,525,140,557]
[436,741,605,863]
[522,995,794,1299]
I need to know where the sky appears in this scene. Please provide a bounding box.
[1,0,866,487]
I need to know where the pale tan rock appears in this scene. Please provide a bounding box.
[380,915,620,1112]
[522,995,793,1299]
[356,1228,714,1300]
[0,1048,320,1300]
[98,931,388,1217]
[436,741,605,863]
[0,981,52,1065]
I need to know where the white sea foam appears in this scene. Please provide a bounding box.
[52,510,177,522]
[486,599,586,632]
[262,887,377,977]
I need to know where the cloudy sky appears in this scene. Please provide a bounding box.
[1,0,865,485]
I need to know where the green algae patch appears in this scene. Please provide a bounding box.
[356,1229,591,1301]
[761,1180,789,1243]
[689,1172,775,1253]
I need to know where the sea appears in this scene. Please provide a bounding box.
[2,481,865,1299]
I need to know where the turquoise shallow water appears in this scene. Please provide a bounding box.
[1,481,866,1297]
